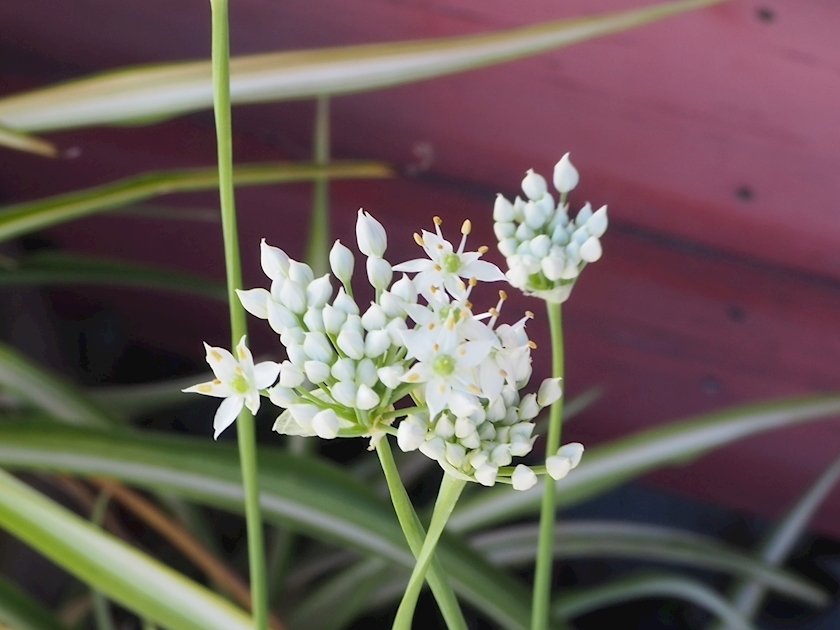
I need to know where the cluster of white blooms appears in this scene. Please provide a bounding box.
[494,153,608,303]
[185,208,586,489]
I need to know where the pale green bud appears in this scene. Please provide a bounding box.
[329,240,355,285]
[511,464,538,491]
[522,169,547,200]
[553,153,579,193]
[356,209,387,258]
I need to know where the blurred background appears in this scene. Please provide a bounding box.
[0,1,839,628]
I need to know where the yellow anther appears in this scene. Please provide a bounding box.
[430,285,438,293]
[469,277,477,286]
[439,384,446,393]
[478,245,489,254]
[488,307,499,317]
[213,378,222,385]
[461,219,472,235]
[433,343,440,351]
[433,263,442,271]
[468,384,480,394]
[499,290,508,301]
[528,340,537,349]
[525,310,534,319]
[433,216,443,226]
[464,300,473,309]
[234,366,243,375]
[459,346,466,355]
[413,232,424,246]
[436,244,444,249]
[428,323,435,329]
[499,369,507,378]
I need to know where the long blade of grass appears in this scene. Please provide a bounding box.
[0,574,67,630]
[0,252,226,300]
[0,0,726,133]
[0,470,253,630]
[0,341,115,428]
[470,521,827,606]
[0,424,534,630]
[715,452,840,629]
[0,161,390,244]
[0,124,57,157]
[551,572,757,629]
[449,395,840,532]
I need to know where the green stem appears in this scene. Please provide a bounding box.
[305,96,331,276]
[531,301,564,630]
[209,2,268,630]
[375,438,468,630]
[392,473,467,630]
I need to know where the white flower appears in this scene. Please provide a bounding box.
[400,325,492,418]
[329,240,355,284]
[537,377,563,407]
[183,337,280,439]
[393,217,505,299]
[356,209,387,258]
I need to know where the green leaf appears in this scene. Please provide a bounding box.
[0,252,226,300]
[0,573,66,630]
[715,452,840,629]
[470,521,827,607]
[0,470,252,630]
[552,572,757,630]
[0,341,114,428]
[0,0,726,133]
[86,375,210,419]
[0,124,57,157]
[0,425,534,630]
[0,161,391,244]
[450,395,840,532]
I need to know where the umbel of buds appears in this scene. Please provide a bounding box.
[185,209,585,490]
[493,153,608,303]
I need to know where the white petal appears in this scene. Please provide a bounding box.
[260,240,290,281]
[392,259,432,273]
[546,455,572,481]
[356,384,380,410]
[557,442,584,469]
[475,463,499,487]
[537,377,563,407]
[397,417,427,452]
[424,379,451,419]
[244,389,261,415]
[183,380,232,398]
[312,409,339,439]
[330,381,357,407]
[253,361,280,390]
[203,343,237,381]
[213,396,243,440]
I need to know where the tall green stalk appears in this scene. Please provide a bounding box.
[209,2,268,629]
[392,473,466,630]
[305,96,331,277]
[375,438,468,630]
[531,302,564,630]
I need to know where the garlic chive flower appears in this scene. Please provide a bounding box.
[188,211,585,489]
[494,153,608,303]
[183,336,280,439]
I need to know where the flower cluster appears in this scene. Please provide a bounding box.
[494,153,607,303]
[186,205,585,489]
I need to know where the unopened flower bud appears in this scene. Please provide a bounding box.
[355,358,378,388]
[365,330,391,358]
[278,361,304,388]
[329,240,355,285]
[304,360,331,384]
[333,288,359,315]
[537,377,563,407]
[530,234,551,259]
[397,416,426,451]
[303,332,334,363]
[330,381,357,407]
[312,409,339,439]
[356,384,380,410]
[557,442,584,468]
[493,194,515,222]
[522,169,547,200]
[377,365,404,389]
[337,329,365,360]
[260,239,290,281]
[524,201,545,230]
[356,209,387,258]
[586,205,608,238]
[366,256,393,291]
[236,288,269,319]
[575,202,593,226]
[303,307,325,333]
[331,357,356,382]
[391,274,417,304]
[579,237,603,263]
[445,442,466,468]
[288,260,314,287]
[268,385,298,408]
[553,153,579,193]
[475,463,499,487]
[494,221,516,240]
[322,304,346,335]
[511,464,538,491]
[361,303,388,331]
[280,281,307,314]
[541,256,565,281]
[306,275,333,309]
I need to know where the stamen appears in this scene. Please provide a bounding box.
[488,307,499,317]
[478,245,489,254]
[413,232,424,246]
[528,340,537,349]
[433,263,442,271]
[458,346,466,355]
[499,290,508,301]
[438,384,446,393]
[213,379,222,385]
[429,285,437,293]
[433,216,442,226]
[461,219,472,235]
[469,277,477,286]
[234,366,243,375]
[464,299,473,309]
[428,323,435,330]
[433,343,440,351]
[525,310,534,319]
[499,369,507,378]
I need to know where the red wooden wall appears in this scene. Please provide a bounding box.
[1,0,840,534]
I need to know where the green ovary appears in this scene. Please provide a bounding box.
[432,354,456,376]
[442,252,461,274]
[231,374,250,394]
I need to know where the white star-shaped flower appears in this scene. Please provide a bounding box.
[183,336,280,439]
[394,217,505,299]
[399,325,492,418]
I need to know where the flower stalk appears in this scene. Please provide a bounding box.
[531,301,564,630]
[209,1,269,628]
